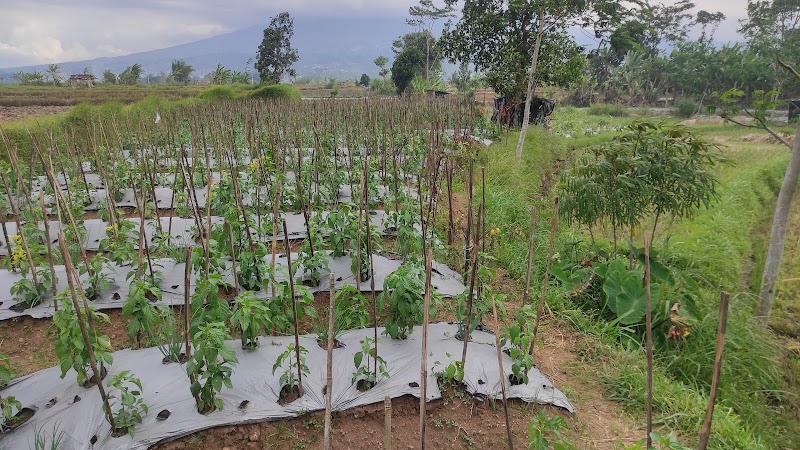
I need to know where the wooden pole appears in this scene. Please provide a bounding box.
[521,206,537,306]
[184,246,192,361]
[698,292,731,450]
[460,206,482,364]
[644,235,654,449]
[323,274,336,450]
[282,219,304,398]
[419,249,433,450]
[384,396,393,450]
[492,292,514,450]
[531,197,559,350]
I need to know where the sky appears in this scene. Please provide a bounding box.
[0,0,752,68]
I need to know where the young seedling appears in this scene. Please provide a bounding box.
[230,291,273,350]
[272,344,309,402]
[187,322,238,414]
[352,337,389,391]
[108,370,148,438]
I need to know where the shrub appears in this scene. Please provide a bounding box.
[198,86,236,102]
[587,103,629,117]
[248,84,301,101]
[674,99,699,118]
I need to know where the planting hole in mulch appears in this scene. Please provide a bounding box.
[90,435,98,445]
[46,398,57,408]
[408,382,419,388]
[82,365,108,389]
[111,427,128,438]
[238,400,249,410]
[316,338,344,350]
[277,385,301,405]
[72,395,81,404]
[9,302,28,313]
[302,279,317,287]
[162,353,188,364]
[508,374,525,386]
[356,379,376,392]
[1,407,35,432]
[170,285,179,290]
[112,292,121,300]
[156,409,171,421]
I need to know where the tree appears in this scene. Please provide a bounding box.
[739,0,800,95]
[118,64,142,85]
[13,71,45,85]
[231,71,251,84]
[102,70,117,84]
[255,12,300,84]
[170,60,194,84]
[393,31,444,82]
[406,0,455,81]
[47,64,61,86]
[359,74,371,87]
[209,64,232,85]
[392,47,426,94]
[374,56,390,79]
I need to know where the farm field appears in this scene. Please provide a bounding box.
[0,97,798,450]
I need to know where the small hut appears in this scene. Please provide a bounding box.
[68,74,94,88]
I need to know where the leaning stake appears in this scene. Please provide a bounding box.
[323,274,336,450]
[419,249,433,450]
[644,235,654,448]
[698,292,731,450]
[492,290,514,450]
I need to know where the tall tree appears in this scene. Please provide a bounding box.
[393,31,444,82]
[374,55,390,79]
[47,64,61,86]
[102,70,117,84]
[170,59,194,84]
[255,12,300,84]
[392,47,425,94]
[406,0,455,81]
[118,64,142,85]
[210,64,232,85]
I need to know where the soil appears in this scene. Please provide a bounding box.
[0,105,72,122]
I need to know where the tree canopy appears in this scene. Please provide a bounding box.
[255,12,300,84]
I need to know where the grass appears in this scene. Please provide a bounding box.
[477,107,800,448]
[0,84,209,107]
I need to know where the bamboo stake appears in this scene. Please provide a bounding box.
[419,248,433,450]
[460,205,482,365]
[39,195,58,303]
[225,222,240,293]
[282,219,304,398]
[184,246,192,361]
[463,158,474,274]
[698,292,731,450]
[522,206,538,306]
[492,292,514,450]
[644,235,654,448]
[56,233,116,430]
[323,274,336,450]
[531,196,559,349]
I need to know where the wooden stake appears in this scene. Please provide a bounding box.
[522,206,538,306]
[531,197,559,350]
[698,292,731,450]
[282,219,304,398]
[644,235,654,449]
[419,248,433,450]
[323,273,336,450]
[384,396,392,450]
[492,292,514,450]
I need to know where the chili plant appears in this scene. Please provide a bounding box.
[0,354,21,431]
[314,285,369,346]
[122,279,166,348]
[79,255,114,301]
[190,273,232,337]
[187,322,238,414]
[100,221,137,266]
[272,344,309,395]
[108,370,148,438]
[53,300,114,386]
[295,218,329,286]
[378,260,438,339]
[230,291,274,349]
[351,337,389,387]
[501,305,536,385]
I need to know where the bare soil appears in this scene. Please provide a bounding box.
[0,105,72,122]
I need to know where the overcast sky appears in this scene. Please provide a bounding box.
[0,0,751,68]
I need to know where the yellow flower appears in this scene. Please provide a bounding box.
[10,235,26,270]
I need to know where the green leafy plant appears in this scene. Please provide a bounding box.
[434,358,465,384]
[79,255,113,301]
[378,260,434,339]
[351,337,389,388]
[154,309,184,363]
[273,282,317,334]
[190,273,232,337]
[272,344,309,395]
[122,279,166,348]
[230,291,274,349]
[528,410,576,450]
[501,305,536,385]
[108,370,148,438]
[100,221,138,266]
[385,209,422,259]
[53,300,114,386]
[314,285,369,346]
[296,220,329,286]
[0,353,21,432]
[187,322,238,414]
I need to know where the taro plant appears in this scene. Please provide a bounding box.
[53,300,114,386]
[122,279,167,348]
[351,337,389,389]
[108,370,148,438]
[272,343,309,398]
[187,322,238,414]
[230,291,274,349]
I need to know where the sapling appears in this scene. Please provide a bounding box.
[79,255,114,301]
[272,344,309,398]
[501,305,536,385]
[230,291,274,349]
[187,322,238,413]
[296,220,329,286]
[100,220,137,266]
[351,337,389,389]
[108,370,148,438]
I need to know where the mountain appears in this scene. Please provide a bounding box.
[0,16,411,82]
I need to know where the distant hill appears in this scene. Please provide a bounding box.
[0,16,410,83]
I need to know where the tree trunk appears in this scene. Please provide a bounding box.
[756,124,800,319]
[514,14,545,160]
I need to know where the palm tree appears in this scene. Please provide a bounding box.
[119,64,143,85]
[170,59,194,85]
[47,64,62,86]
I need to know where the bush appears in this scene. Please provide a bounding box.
[198,86,236,102]
[248,84,301,101]
[587,103,629,117]
[674,99,699,118]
